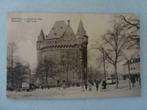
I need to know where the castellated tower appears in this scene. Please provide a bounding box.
[36,20,88,86]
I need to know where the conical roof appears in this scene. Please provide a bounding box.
[62,21,76,40]
[76,20,86,36]
[38,29,45,41]
[47,21,67,39]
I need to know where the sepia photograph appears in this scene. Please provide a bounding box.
[7,13,140,99]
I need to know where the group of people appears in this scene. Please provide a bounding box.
[55,79,108,91]
[84,79,107,91]
[130,75,141,88]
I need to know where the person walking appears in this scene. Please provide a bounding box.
[84,82,88,90]
[131,75,136,88]
[95,80,99,91]
[102,80,107,89]
[88,80,92,91]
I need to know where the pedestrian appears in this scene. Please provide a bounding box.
[88,80,92,91]
[131,75,136,88]
[84,82,88,90]
[102,80,107,89]
[41,85,43,90]
[95,80,99,91]
[139,77,141,86]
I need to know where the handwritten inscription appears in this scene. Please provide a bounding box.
[11,17,42,23]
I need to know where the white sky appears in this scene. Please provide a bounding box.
[8,13,124,72]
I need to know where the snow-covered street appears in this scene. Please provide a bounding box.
[7,80,140,99]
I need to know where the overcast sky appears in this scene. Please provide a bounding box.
[8,13,126,72]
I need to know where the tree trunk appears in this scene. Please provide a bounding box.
[103,49,106,80]
[114,64,119,88]
[127,61,131,89]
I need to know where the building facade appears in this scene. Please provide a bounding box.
[123,57,140,74]
[123,56,140,81]
[36,20,88,86]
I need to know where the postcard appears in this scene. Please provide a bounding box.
[7,13,140,99]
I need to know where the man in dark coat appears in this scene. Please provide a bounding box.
[102,80,107,89]
[95,80,99,91]
[131,75,136,88]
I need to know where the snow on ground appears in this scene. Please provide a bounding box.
[7,80,140,99]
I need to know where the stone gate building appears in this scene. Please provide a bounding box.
[36,20,88,86]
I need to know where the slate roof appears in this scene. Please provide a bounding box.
[37,20,87,48]
[47,20,67,39]
[37,29,45,41]
[76,20,86,36]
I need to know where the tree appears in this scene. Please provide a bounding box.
[99,15,140,88]
[121,52,131,89]
[10,62,30,89]
[100,18,130,88]
[91,41,108,81]
[92,15,140,89]
[119,15,140,48]
[7,42,17,89]
[119,15,140,88]
[7,42,30,90]
[97,47,107,80]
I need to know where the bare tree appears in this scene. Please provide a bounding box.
[119,15,140,88]
[91,41,108,81]
[119,15,140,48]
[97,47,107,80]
[9,62,30,90]
[121,52,131,89]
[100,18,130,88]
[89,14,139,90]
[7,43,16,88]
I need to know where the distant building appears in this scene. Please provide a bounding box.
[36,20,88,86]
[123,56,140,79]
[129,57,140,75]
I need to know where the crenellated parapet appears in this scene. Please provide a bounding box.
[37,38,79,50]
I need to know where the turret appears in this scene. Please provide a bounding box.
[77,20,86,36]
[37,29,45,50]
[77,20,88,46]
[76,20,88,84]
[37,29,45,42]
